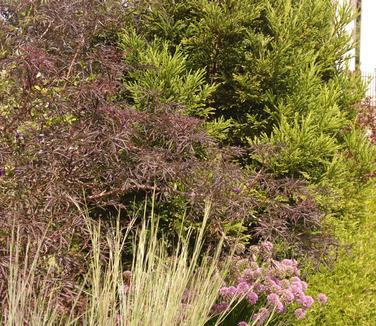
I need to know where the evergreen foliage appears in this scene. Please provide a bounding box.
[122,0,376,216]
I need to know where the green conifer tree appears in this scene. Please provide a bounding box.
[121,0,375,218]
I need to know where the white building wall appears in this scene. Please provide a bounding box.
[360,0,376,73]
[338,0,376,100]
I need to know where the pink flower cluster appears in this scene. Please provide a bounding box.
[212,241,327,325]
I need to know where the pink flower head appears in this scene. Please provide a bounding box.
[252,307,269,324]
[211,303,229,314]
[267,278,282,293]
[244,263,262,281]
[246,291,258,305]
[290,277,304,295]
[253,267,262,278]
[281,259,298,267]
[317,293,328,304]
[219,286,237,301]
[237,276,247,284]
[260,241,273,256]
[254,283,266,294]
[291,283,304,297]
[261,241,273,251]
[280,279,290,289]
[238,322,249,326]
[290,276,301,284]
[294,308,306,320]
[267,293,284,312]
[243,268,254,282]
[272,261,291,277]
[237,282,251,295]
[219,287,228,296]
[276,302,284,313]
[295,292,304,305]
[281,289,295,303]
[280,259,300,275]
[302,295,314,308]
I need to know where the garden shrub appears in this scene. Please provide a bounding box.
[1,0,375,322]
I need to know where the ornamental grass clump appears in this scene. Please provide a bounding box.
[209,241,327,325]
[1,201,237,326]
